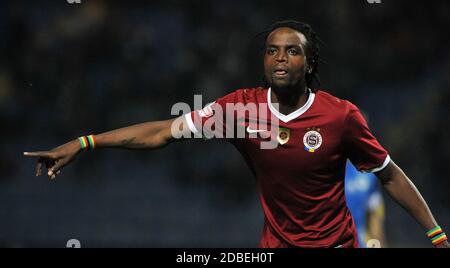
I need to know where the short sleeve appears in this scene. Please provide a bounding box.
[343,103,390,173]
[184,91,240,139]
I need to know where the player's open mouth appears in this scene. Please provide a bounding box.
[274,69,288,77]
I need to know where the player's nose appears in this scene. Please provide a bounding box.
[275,51,287,62]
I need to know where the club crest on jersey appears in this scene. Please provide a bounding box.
[277,127,290,145]
[303,128,322,152]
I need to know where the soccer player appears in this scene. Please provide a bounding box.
[24,20,448,248]
[345,161,387,247]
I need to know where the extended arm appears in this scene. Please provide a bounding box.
[93,117,187,149]
[24,116,190,179]
[375,160,449,247]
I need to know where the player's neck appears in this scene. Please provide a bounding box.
[270,85,309,116]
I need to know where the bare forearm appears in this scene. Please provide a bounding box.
[377,161,438,231]
[94,119,175,150]
[23,117,188,179]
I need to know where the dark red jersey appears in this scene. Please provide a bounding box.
[185,87,390,248]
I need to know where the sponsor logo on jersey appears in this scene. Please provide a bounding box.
[246,126,268,134]
[277,127,290,145]
[303,129,322,152]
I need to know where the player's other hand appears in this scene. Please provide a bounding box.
[435,240,450,248]
[23,140,81,180]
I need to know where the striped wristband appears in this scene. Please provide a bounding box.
[78,135,96,151]
[427,226,448,246]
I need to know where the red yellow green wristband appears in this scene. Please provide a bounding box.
[427,226,448,246]
[78,135,96,150]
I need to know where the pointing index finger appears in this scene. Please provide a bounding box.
[24,151,51,157]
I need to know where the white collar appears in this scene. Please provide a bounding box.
[267,87,315,123]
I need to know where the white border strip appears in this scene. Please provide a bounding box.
[362,155,391,173]
[267,88,315,123]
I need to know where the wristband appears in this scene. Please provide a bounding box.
[427,226,448,246]
[78,135,96,150]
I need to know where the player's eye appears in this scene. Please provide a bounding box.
[287,48,298,56]
[266,47,277,55]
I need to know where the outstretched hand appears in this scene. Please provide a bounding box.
[435,240,450,248]
[24,140,81,180]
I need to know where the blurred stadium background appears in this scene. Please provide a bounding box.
[1,0,449,247]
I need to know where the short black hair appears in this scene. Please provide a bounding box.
[261,20,322,91]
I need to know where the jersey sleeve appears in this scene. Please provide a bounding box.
[184,90,241,139]
[343,103,390,173]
